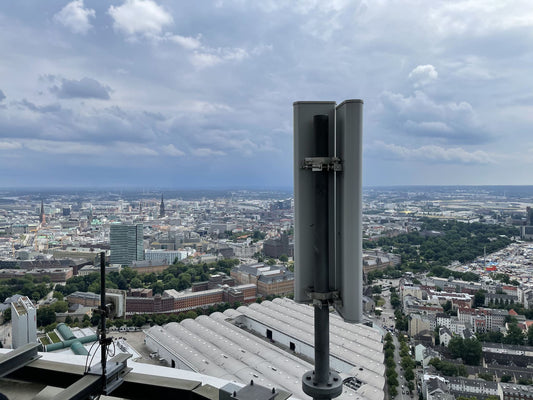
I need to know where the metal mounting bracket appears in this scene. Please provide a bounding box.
[305,289,340,303]
[87,352,132,395]
[301,157,343,172]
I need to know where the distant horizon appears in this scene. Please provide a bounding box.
[2,184,533,192]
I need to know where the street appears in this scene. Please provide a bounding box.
[370,278,416,400]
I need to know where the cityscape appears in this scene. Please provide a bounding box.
[1,186,533,399]
[2,0,533,399]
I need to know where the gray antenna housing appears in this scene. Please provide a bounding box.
[293,100,363,323]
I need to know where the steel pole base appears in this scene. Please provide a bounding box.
[302,370,343,399]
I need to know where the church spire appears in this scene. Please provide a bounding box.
[159,193,165,218]
[40,200,46,225]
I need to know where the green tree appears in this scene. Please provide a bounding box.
[52,301,68,313]
[130,277,143,288]
[120,266,137,282]
[473,290,486,308]
[152,281,164,294]
[448,336,464,358]
[500,375,512,383]
[37,307,56,327]
[463,338,482,365]
[279,254,288,263]
[53,291,64,301]
[143,273,157,284]
[504,323,525,345]
[478,372,493,381]
[404,368,415,381]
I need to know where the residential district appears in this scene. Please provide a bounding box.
[2,186,533,399]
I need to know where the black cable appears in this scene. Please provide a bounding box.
[84,340,99,373]
[87,344,101,373]
[107,339,116,357]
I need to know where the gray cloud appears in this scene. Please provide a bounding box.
[379,90,491,145]
[1,0,533,187]
[0,90,5,102]
[18,99,62,113]
[367,141,496,165]
[51,77,111,100]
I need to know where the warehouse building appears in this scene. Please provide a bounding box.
[145,298,385,400]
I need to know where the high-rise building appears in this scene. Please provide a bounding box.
[11,296,37,349]
[110,224,144,266]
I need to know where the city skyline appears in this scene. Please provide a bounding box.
[1,1,533,188]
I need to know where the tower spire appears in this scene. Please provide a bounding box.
[40,200,46,225]
[159,193,165,218]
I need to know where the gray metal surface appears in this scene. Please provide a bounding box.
[0,342,40,378]
[334,100,364,323]
[293,101,336,303]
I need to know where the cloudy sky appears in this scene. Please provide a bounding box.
[1,0,533,189]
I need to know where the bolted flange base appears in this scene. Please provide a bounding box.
[302,370,343,399]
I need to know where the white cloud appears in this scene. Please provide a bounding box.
[190,52,221,68]
[24,139,105,155]
[429,1,533,37]
[115,142,159,156]
[192,148,226,157]
[191,47,249,69]
[160,144,184,156]
[108,0,173,37]
[185,101,232,114]
[164,33,202,50]
[0,141,22,150]
[54,0,95,35]
[404,120,453,133]
[370,141,494,164]
[408,64,438,87]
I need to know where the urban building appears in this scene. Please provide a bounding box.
[66,291,100,308]
[144,248,194,263]
[11,296,37,349]
[498,382,533,400]
[263,233,293,258]
[145,298,384,400]
[230,262,294,296]
[109,224,144,265]
[0,267,73,282]
[457,307,508,333]
[130,259,170,275]
[125,283,256,315]
[47,247,106,265]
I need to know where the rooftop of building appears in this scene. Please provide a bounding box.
[500,382,533,395]
[0,346,268,400]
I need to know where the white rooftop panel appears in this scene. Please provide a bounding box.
[144,299,385,400]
